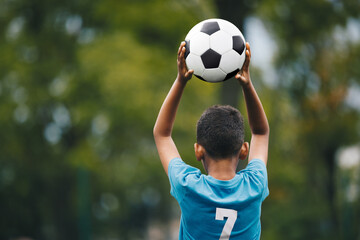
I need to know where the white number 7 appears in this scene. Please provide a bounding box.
[215,208,238,240]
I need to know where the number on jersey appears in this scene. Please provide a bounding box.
[215,208,238,240]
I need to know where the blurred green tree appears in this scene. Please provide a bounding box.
[0,0,217,239]
[0,0,360,239]
[257,0,360,239]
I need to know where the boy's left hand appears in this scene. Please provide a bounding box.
[235,42,251,86]
[177,42,194,82]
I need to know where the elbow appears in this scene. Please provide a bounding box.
[263,122,270,135]
[252,129,269,136]
[263,122,270,136]
[153,125,171,139]
[252,122,270,136]
[263,126,270,137]
[153,119,161,138]
[153,125,160,139]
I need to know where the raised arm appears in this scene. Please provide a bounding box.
[235,42,270,165]
[153,42,194,175]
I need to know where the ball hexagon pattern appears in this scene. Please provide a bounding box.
[210,30,233,55]
[189,32,210,56]
[184,18,246,82]
[201,49,222,68]
[200,21,220,35]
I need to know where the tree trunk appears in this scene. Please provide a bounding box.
[215,0,248,107]
[215,0,250,170]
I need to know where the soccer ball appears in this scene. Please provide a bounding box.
[184,18,246,82]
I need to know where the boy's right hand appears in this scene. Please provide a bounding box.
[235,42,251,86]
[235,42,269,165]
[177,42,194,83]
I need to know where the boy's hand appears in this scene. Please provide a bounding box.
[153,41,194,175]
[235,42,269,165]
[177,42,194,83]
[235,42,251,86]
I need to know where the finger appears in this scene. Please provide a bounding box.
[178,42,185,55]
[185,69,194,78]
[246,50,251,62]
[235,74,245,82]
[242,48,251,70]
[245,50,250,65]
[246,42,251,59]
[181,46,186,57]
[236,67,243,77]
[178,47,186,63]
[236,74,246,82]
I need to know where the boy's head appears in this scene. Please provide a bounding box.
[196,105,245,159]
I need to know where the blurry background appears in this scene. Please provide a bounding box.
[0,0,360,239]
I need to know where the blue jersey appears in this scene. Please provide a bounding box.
[168,158,269,240]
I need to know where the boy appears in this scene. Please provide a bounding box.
[153,41,269,240]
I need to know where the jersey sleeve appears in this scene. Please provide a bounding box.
[242,159,269,201]
[168,157,202,203]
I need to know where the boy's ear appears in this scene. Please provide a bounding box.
[194,143,205,162]
[239,142,249,160]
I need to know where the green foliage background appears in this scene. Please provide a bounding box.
[0,0,359,239]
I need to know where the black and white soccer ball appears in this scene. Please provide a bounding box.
[185,18,246,83]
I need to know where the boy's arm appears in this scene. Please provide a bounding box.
[236,42,270,165]
[153,42,194,175]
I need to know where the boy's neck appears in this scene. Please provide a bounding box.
[203,156,239,181]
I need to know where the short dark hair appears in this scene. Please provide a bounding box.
[196,105,245,159]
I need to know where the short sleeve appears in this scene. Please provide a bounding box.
[241,159,269,201]
[168,157,202,203]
